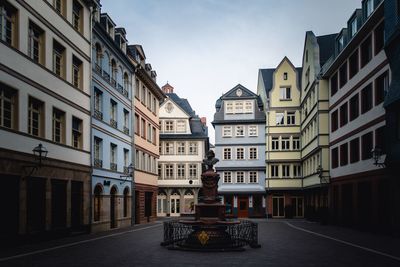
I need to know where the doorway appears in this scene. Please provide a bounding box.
[27,177,46,233]
[110,186,117,228]
[272,196,285,218]
[237,196,248,218]
[170,194,180,216]
[51,179,67,229]
[71,181,83,230]
[157,193,167,216]
[291,197,304,218]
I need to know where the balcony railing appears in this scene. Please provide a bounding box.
[123,126,129,135]
[111,78,116,87]
[117,83,124,94]
[110,163,117,171]
[94,64,102,75]
[94,159,103,168]
[94,110,103,120]
[110,119,117,129]
[103,71,110,82]
[123,88,129,98]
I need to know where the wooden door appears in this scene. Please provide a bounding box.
[237,197,248,218]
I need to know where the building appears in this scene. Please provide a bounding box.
[0,0,93,243]
[90,3,135,232]
[213,84,266,218]
[382,0,400,235]
[157,83,209,217]
[322,0,389,228]
[299,31,336,221]
[127,44,165,224]
[257,57,303,218]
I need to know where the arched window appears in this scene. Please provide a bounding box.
[102,52,110,75]
[94,184,103,222]
[123,187,130,217]
[111,59,117,85]
[123,72,129,90]
[95,43,102,67]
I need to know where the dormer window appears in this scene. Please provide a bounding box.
[365,0,374,18]
[351,18,358,37]
[338,35,344,52]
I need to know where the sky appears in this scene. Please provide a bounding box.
[101,0,362,143]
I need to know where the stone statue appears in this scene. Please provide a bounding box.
[203,150,219,171]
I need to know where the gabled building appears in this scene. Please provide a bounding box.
[213,84,266,218]
[257,57,303,218]
[127,44,165,224]
[157,83,209,217]
[91,2,135,232]
[0,0,93,242]
[300,31,336,221]
[322,0,390,229]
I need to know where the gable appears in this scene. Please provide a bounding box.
[159,98,191,119]
[222,84,258,99]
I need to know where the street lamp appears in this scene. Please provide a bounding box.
[32,143,48,167]
[371,147,385,167]
[316,165,323,178]
[120,163,134,184]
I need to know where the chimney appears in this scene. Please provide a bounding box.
[200,117,207,125]
[162,83,174,94]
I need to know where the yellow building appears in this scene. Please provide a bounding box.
[258,57,303,218]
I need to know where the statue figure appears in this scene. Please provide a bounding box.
[203,150,219,171]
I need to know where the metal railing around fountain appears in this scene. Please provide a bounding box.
[160,220,260,249]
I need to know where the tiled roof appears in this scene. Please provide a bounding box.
[316,34,337,67]
[164,93,196,117]
[259,68,275,95]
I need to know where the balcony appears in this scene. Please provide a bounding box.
[94,64,102,75]
[123,126,129,135]
[110,119,117,129]
[94,159,103,168]
[110,163,117,171]
[94,110,103,120]
[117,83,124,94]
[111,78,116,87]
[103,71,110,82]
[123,88,129,98]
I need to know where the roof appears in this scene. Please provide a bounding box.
[259,69,275,95]
[164,93,196,117]
[316,34,338,67]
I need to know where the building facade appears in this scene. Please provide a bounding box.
[127,44,165,224]
[322,0,389,228]
[213,84,266,218]
[157,83,209,217]
[91,4,134,232]
[258,57,303,218]
[0,0,93,243]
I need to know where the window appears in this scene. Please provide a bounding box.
[110,100,117,128]
[152,126,156,145]
[248,125,258,136]
[177,142,185,155]
[244,101,253,113]
[330,73,338,96]
[235,125,244,137]
[72,56,82,89]
[350,137,360,163]
[72,0,83,32]
[374,22,384,55]
[340,102,348,127]
[276,112,284,125]
[340,143,348,166]
[94,137,102,167]
[236,172,244,183]
[134,113,139,135]
[189,142,198,155]
[71,116,82,149]
[280,87,291,100]
[0,2,18,47]
[338,35,345,52]
[365,0,374,18]
[176,120,186,132]
[339,62,347,88]
[361,132,373,160]
[165,164,173,179]
[349,49,359,79]
[110,143,117,170]
[283,72,288,80]
[123,109,129,134]
[53,107,66,143]
[293,165,301,177]
[165,142,174,155]
[52,40,66,78]
[375,126,385,153]
[222,126,232,137]
[332,147,339,169]
[361,35,372,68]
[375,71,389,105]
[361,83,373,114]
[272,137,279,150]
[282,165,290,177]
[28,21,44,64]
[223,172,232,183]
[225,101,233,114]
[249,171,257,183]
[0,85,17,129]
[271,165,279,177]
[94,89,102,113]
[235,101,243,113]
[123,149,129,169]
[287,112,295,125]
[147,91,151,109]
[140,118,146,138]
[331,110,338,132]
[135,79,140,99]
[349,94,359,121]
[292,137,300,150]
[281,137,290,150]
[223,148,232,160]
[236,148,244,160]
[177,164,185,179]
[249,147,257,160]
[141,86,146,103]
[147,123,152,142]
[350,17,358,37]
[28,97,44,137]
[165,120,174,132]
[189,164,197,179]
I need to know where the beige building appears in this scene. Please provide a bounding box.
[127,45,165,224]
[258,57,303,218]
[0,0,93,242]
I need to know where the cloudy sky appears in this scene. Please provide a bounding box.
[101,0,361,143]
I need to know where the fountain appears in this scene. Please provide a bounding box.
[160,150,260,251]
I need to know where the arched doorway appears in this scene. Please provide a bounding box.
[123,187,130,218]
[170,191,180,217]
[157,191,167,217]
[110,186,118,228]
[93,184,102,222]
